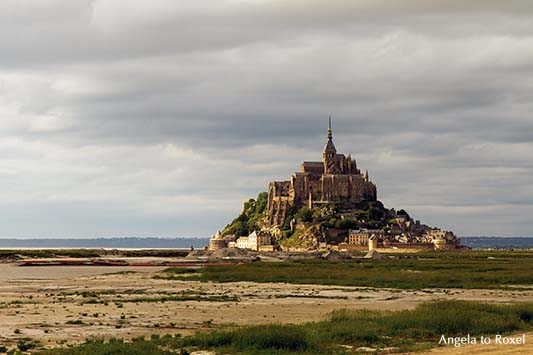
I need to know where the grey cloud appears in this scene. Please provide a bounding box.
[2,1,533,68]
[0,1,532,237]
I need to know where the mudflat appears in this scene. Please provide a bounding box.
[0,263,532,350]
[0,263,166,281]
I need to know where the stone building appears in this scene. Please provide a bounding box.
[348,229,384,246]
[208,231,227,250]
[235,231,272,251]
[208,231,236,250]
[267,118,377,226]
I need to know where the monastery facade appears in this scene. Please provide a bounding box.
[267,118,377,226]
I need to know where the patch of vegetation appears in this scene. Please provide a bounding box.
[162,267,199,274]
[105,271,138,275]
[154,268,202,280]
[112,294,239,303]
[17,339,40,351]
[274,294,348,300]
[222,192,268,237]
[279,224,323,249]
[80,292,238,305]
[163,251,533,289]
[37,301,533,355]
[39,337,178,355]
[183,324,313,352]
[294,207,313,223]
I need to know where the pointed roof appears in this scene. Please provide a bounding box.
[324,115,336,152]
[327,115,332,140]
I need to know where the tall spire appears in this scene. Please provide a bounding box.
[324,115,336,153]
[327,115,332,140]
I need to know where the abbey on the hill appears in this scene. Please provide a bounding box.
[267,117,377,226]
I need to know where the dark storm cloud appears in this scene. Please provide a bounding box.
[0,0,532,237]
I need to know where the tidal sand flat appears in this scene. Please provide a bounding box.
[0,264,166,281]
[0,250,531,354]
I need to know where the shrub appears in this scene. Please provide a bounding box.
[368,207,384,220]
[17,340,37,351]
[222,192,269,237]
[335,218,358,230]
[295,207,313,222]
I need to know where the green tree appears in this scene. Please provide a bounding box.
[368,207,384,220]
[397,209,411,220]
[295,207,313,222]
[335,218,358,230]
[222,192,268,236]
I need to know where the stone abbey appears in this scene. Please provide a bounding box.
[214,117,461,252]
[267,118,377,226]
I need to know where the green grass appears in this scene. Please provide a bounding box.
[38,337,177,355]
[153,267,200,280]
[37,301,533,355]
[164,251,533,289]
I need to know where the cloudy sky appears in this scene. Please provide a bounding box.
[1,0,532,238]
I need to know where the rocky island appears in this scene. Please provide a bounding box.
[212,118,460,252]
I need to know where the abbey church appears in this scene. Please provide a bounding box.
[267,118,377,226]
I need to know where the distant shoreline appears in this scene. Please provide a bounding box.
[461,236,533,250]
[0,236,531,250]
[0,247,194,250]
[0,237,210,249]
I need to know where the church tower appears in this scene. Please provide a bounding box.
[323,116,338,174]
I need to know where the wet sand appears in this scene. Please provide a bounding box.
[0,263,166,281]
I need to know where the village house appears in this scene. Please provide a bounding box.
[235,231,272,251]
[347,229,384,246]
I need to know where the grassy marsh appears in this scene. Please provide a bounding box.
[36,300,533,355]
[165,251,533,289]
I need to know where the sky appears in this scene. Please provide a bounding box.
[1,0,532,238]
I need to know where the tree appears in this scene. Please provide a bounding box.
[335,218,358,230]
[295,207,313,222]
[222,192,268,236]
[224,220,247,237]
[368,207,384,220]
[397,209,411,220]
